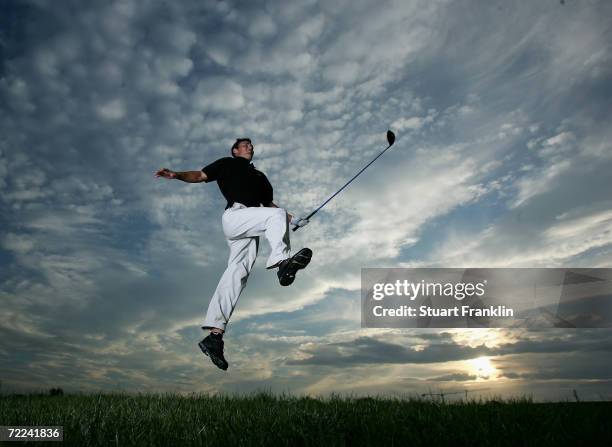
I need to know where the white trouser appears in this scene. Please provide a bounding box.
[202,203,291,332]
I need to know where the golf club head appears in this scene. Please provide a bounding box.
[387,130,395,146]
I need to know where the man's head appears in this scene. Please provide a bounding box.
[231,138,254,160]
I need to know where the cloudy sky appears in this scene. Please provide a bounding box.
[1,0,611,400]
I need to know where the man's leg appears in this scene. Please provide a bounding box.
[263,208,292,268]
[222,206,291,269]
[199,234,258,371]
[201,235,259,332]
[221,206,312,288]
[202,206,287,333]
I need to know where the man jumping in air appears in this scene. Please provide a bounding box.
[155,138,312,371]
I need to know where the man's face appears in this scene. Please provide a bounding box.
[233,141,254,160]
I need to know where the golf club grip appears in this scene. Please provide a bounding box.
[292,210,317,232]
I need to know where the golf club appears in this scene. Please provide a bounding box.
[293,130,396,231]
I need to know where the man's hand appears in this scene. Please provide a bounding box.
[290,215,310,228]
[155,168,177,180]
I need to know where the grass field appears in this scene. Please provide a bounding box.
[1,392,610,446]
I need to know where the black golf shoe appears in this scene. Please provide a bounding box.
[198,334,228,371]
[277,248,312,286]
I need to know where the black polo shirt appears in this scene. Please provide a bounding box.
[202,157,273,209]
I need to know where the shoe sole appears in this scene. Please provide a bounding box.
[279,248,312,286]
[198,341,228,371]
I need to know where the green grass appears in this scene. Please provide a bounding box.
[1,392,610,446]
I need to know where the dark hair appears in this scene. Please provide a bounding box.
[231,138,252,157]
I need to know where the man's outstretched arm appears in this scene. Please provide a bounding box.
[155,168,207,183]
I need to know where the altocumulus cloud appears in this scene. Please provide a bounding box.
[0,0,611,399]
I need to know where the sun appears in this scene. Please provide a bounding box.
[468,356,498,379]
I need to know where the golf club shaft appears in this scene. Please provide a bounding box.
[293,132,396,231]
